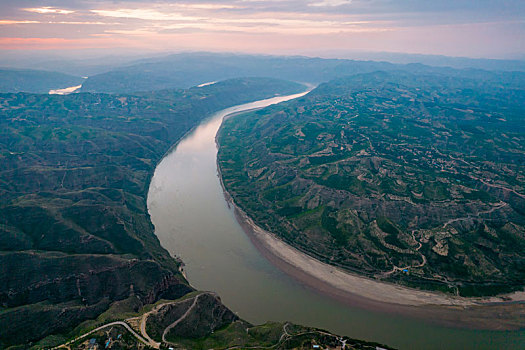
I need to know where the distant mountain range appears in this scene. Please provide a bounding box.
[77,52,525,94]
[0,68,84,94]
[2,51,524,95]
[1,49,524,76]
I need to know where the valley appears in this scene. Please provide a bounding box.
[149,90,525,349]
[0,78,305,348]
[2,0,524,348]
[1,54,524,350]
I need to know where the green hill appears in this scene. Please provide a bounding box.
[217,70,525,297]
[0,78,305,348]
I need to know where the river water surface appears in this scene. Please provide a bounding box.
[147,93,525,350]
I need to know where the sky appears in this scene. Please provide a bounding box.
[0,0,523,59]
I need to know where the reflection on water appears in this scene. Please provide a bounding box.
[49,84,83,95]
[147,94,525,350]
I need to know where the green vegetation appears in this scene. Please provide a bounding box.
[0,77,305,348]
[51,292,394,350]
[165,320,394,350]
[218,71,525,296]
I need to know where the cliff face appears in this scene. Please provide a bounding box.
[0,78,305,347]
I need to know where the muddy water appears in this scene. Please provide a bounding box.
[147,93,525,350]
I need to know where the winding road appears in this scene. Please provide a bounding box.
[54,294,207,349]
[52,321,152,349]
[162,294,201,343]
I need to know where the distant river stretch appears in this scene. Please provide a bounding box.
[147,92,525,350]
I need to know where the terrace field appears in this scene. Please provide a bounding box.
[218,70,525,297]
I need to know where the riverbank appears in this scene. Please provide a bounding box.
[216,116,525,331]
[223,185,525,330]
[148,92,525,348]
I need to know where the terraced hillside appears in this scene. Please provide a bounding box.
[218,71,525,297]
[0,78,305,348]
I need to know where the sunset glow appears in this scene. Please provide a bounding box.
[0,1,523,58]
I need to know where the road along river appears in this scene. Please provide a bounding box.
[147,92,525,350]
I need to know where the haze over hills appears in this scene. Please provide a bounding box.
[79,53,397,93]
[0,68,84,94]
[1,51,523,95]
[1,49,524,76]
[79,52,525,94]
[309,51,525,72]
[0,50,166,77]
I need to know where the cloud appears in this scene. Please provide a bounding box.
[91,8,203,21]
[0,0,521,57]
[308,0,352,7]
[24,7,75,15]
[87,3,385,35]
[176,3,242,10]
[0,20,40,25]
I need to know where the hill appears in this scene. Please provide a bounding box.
[217,70,525,297]
[46,292,394,350]
[80,52,525,94]
[0,77,305,348]
[0,68,84,93]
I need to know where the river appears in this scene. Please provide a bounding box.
[147,93,525,350]
[49,84,83,95]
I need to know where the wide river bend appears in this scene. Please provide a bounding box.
[147,93,525,350]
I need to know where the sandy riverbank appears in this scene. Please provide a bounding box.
[229,193,525,330]
[216,152,525,330]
